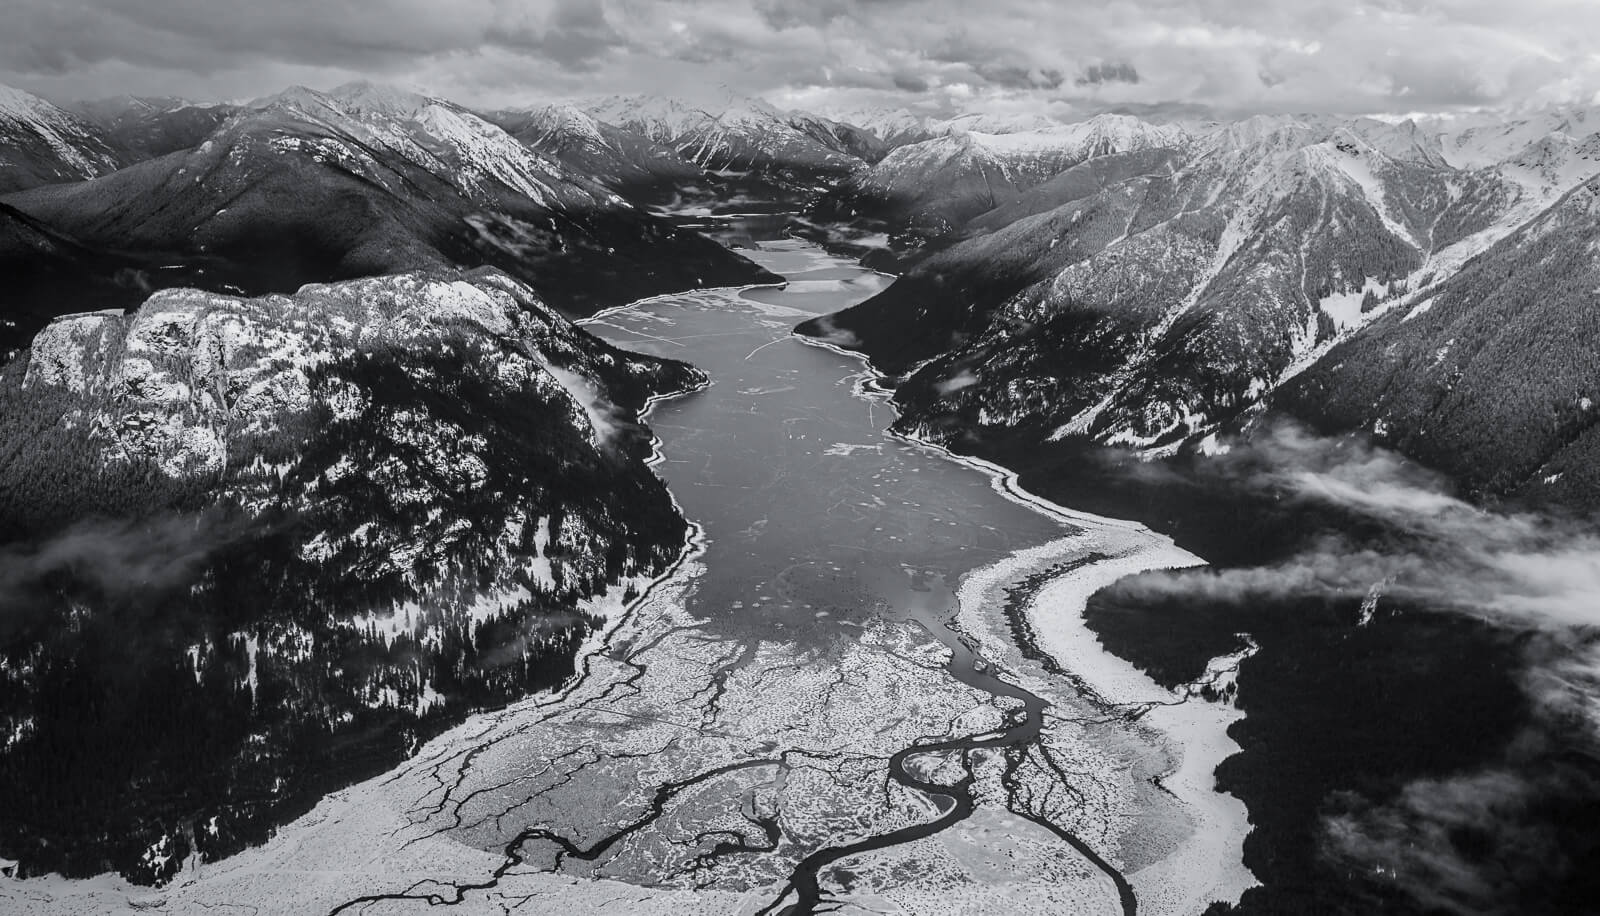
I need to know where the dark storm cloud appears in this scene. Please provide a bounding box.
[485,0,628,70]
[893,73,932,93]
[752,0,861,29]
[1077,62,1141,86]
[973,64,1065,91]
[5,0,477,73]
[2,0,1598,115]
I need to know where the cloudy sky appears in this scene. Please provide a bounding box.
[5,0,1600,118]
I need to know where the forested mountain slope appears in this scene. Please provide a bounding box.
[1,82,774,346]
[810,113,1190,240]
[802,111,1600,502]
[69,95,240,163]
[0,268,701,884]
[1274,174,1600,508]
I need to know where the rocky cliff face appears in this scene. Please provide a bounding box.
[0,269,703,884]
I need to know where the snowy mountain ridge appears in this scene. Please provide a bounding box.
[250,81,621,210]
[805,100,1600,496]
[582,91,864,174]
[0,84,122,192]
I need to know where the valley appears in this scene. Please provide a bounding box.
[0,234,1256,916]
[1,73,1598,916]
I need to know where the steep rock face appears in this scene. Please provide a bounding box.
[810,113,1190,241]
[0,269,702,884]
[803,115,1551,454]
[963,147,1185,232]
[68,95,240,163]
[0,84,122,193]
[2,82,775,331]
[785,109,890,164]
[1273,175,1600,507]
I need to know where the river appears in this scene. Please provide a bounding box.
[0,236,1255,916]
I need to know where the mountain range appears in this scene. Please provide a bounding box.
[0,82,781,357]
[4,75,1600,901]
[801,106,1600,509]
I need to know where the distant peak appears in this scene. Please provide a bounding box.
[0,82,67,118]
[249,84,327,110]
[326,80,433,117]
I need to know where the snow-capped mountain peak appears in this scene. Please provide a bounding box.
[243,82,597,208]
[1498,129,1600,195]
[0,82,122,191]
[1436,103,1600,168]
[580,92,862,173]
[323,80,434,120]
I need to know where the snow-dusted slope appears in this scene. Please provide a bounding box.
[811,112,1192,239]
[1495,129,1600,197]
[584,92,865,176]
[804,111,1583,466]
[486,102,703,195]
[0,84,122,192]
[964,113,1189,160]
[4,82,774,317]
[68,95,238,162]
[815,105,939,148]
[0,267,703,883]
[1435,104,1600,169]
[259,81,617,210]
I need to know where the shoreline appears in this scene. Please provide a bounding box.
[0,325,720,912]
[580,280,788,326]
[795,326,1260,914]
[3,242,1257,914]
[541,368,715,719]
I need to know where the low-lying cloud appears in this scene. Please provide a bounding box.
[1324,635,1600,915]
[1111,420,1600,914]
[0,511,256,643]
[1120,423,1600,631]
[0,513,241,598]
[545,362,629,448]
